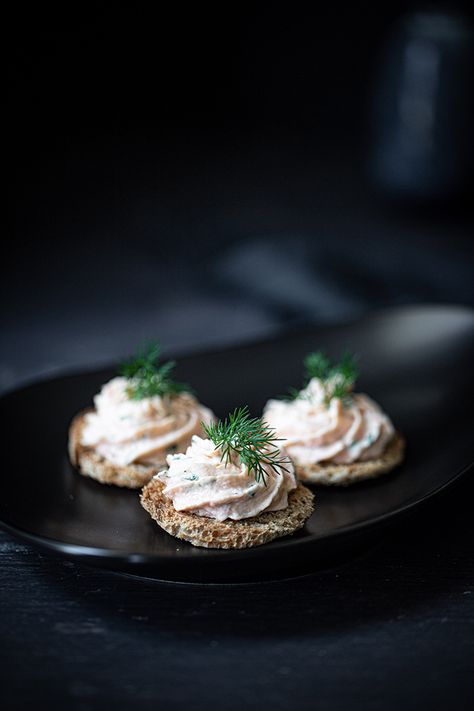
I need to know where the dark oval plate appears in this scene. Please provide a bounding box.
[1,305,473,582]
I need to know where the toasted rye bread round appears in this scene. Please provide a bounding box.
[140,479,315,549]
[294,432,405,486]
[68,410,159,489]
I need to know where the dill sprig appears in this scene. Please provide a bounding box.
[120,343,189,400]
[203,406,289,485]
[289,351,358,406]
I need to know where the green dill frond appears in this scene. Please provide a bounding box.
[120,342,190,400]
[304,351,332,381]
[290,350,358,407]
[337,352,358,386]
[203,406,289,486]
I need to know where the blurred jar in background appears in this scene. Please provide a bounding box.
[370,10,473,202]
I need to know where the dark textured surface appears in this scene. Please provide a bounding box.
[1,473,473,711]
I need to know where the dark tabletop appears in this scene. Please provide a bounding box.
[2,470,472,711]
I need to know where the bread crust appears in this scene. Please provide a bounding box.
[68,410,159,489]
[140,479,315,549]
[294,432,405,486]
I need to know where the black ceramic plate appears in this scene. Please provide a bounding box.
[1,305,473,582]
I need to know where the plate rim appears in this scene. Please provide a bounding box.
[1,302,473,398]
[1,456,471,564]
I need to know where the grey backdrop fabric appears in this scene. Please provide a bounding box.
[5,141,473,393]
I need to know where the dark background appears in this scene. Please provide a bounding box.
[3,5,474,711]
[5,2,474,390]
